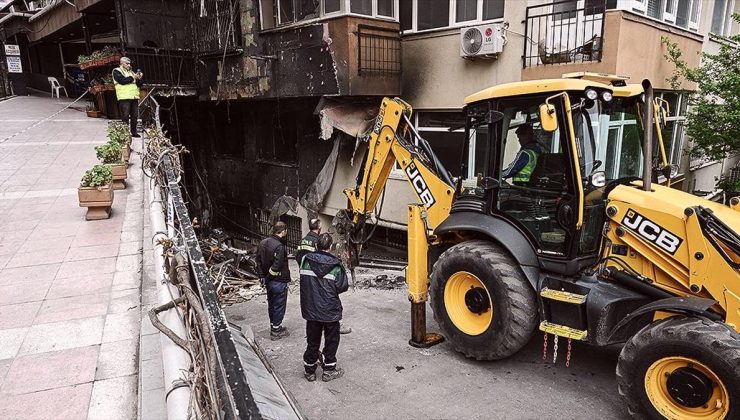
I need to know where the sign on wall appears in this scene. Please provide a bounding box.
[4,44,22,73]
[4,44,21,56]
[6,56,23,73]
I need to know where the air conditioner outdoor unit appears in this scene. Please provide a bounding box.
[460,24,505,59]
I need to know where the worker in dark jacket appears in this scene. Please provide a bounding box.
[295,218,321,263]
[297,218,353,335]
[256,221,291,340]
[300,233,349,382]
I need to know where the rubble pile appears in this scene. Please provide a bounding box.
[200,229,264,306]
[352,269,407,290]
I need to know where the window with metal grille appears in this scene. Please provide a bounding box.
[256,210,302,252]
[357,25,401,75]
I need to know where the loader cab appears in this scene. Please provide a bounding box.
[458,79,648,273]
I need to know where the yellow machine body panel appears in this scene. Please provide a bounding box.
[604,183,740,329]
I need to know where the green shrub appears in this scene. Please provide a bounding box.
[107,121,130,145]
[716,176,740,193]
[80,164,113,187]
[95,142,123,164]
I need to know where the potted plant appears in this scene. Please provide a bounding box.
[78,164,114,220]
[107,123,131,163]
[95,142,127,190]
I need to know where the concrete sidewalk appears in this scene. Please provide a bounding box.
[0,94,144,419]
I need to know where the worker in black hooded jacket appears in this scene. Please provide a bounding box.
[300,233,349,382]
[256,221,291,340]
[297,218,353,335]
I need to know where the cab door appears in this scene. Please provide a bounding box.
[493,95,579,258]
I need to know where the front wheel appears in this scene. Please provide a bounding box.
[616,316,740,419]
[429,240,537,361]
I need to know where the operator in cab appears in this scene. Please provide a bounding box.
[502,124,542,184]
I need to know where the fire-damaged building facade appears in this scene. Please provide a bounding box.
[2,0,717,252]
[163,0,740,255]
[168,0,405,250]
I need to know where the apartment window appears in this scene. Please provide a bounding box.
[457,0,477,22]
[711,0,735,35]
[260,0,397,29]
[378,0,394,16]
[418,0,450,30]
[325,0,341,13]
[647,0,662,18]
[351,0,373,15]
[256,111,299,165]
[628,0,700,30]
[553,0,578,20]
[403,0,505,33]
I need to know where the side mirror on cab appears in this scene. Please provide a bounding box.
[539,103,558,132]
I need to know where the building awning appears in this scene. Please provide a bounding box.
[27,0,81,42]
[315,97,380,140]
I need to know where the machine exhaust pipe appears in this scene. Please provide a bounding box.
[641,79,654,192]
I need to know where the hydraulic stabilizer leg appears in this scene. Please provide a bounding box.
[407,205,444,348]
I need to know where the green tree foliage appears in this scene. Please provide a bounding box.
[662,16,740,162]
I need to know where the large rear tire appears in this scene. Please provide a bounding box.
[429,240,537,360]
[616,316,740,420]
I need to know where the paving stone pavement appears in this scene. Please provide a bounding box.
[0,94,146,419]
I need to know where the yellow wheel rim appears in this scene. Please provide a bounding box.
[443,271,493,336]
[644,356,730,420]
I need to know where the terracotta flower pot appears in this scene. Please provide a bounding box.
[78,184,114,220]
[111,163,128,190]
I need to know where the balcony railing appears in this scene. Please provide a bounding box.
[523,0,606,68]
[125,48,196,87]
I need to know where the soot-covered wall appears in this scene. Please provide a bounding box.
[169,97,335,235]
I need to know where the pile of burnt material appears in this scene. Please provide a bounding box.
[200,229,263,306]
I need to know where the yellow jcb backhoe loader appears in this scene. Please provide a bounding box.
[336,73,740,419]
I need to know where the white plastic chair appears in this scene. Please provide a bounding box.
[48,77,68,98]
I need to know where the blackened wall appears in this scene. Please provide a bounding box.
[166,96,335,235]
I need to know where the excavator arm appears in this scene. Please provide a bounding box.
[342,97,455,347]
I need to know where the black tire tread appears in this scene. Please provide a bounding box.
[430,240,537,361]
[616,316,740,419]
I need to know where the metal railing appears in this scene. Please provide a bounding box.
[125,48,196,87]
[357,25,401,76]
[189,0,242,55]
[523,0,606,68]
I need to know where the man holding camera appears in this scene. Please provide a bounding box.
[112,56,143,138]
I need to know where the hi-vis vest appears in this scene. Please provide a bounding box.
[513,149,538,183]
[113,66,139,100]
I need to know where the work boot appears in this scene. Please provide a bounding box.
[270,326,290,341]
[304,372,317,382]
[131,133,141,138]
[322,367,344,382]
[339,323,352,334]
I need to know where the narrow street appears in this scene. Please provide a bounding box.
[226,264,628,420]
[0,94,144,418]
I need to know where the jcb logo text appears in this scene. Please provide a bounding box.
[405,163,435,207]
[621,210,682,255]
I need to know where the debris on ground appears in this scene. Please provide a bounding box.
[200,229,264,306]
[350,270,407,290]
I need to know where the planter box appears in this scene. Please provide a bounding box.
[86,110,103,118]
[111,163,127,190]
[78,185,114,220]
[122,144,131,163]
